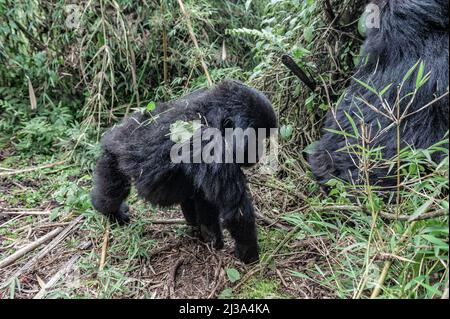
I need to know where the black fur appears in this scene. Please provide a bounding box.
[309,0,449,187]
[90,80,277,264]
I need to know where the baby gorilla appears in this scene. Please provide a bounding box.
[90,80,277,264]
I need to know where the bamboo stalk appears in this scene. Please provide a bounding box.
[177,0,213,87]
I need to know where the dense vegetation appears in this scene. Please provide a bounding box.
[0,0,448,299]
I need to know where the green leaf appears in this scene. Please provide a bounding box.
[280,124,294,141]
[218,288,233,299]
[358,12,367,37]
[421,235,448,248]
[402,60,420,84]
[226,268,241,283]
[304,26,314,43]
[146,101,156,111]
[353,77,378,96]
[304,141,319,155]
[343,111,360,138]
[169,120,202,144]
[408,199,433,221]
[416,61,425,89]
[379,83,393,96]
[324,128,357,139]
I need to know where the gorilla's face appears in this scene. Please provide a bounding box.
[219,81,277,167]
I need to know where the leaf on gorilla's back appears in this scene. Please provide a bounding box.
[146,101,156,111]
[169,120,202,144]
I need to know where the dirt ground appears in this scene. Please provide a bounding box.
[0,166,338,299]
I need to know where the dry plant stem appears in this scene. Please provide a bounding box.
[263,224,301,267]
[0,160,67,177]
[370,221,417,299]
[33,253,81,299]
[0,211,50,216]
[99,222,110,271]
[0,227,63,269]
[161,2,169,86]
[177,0,213,87]
[2,216,83,288]
[254,209,291,231]
[151,219,186,225]
[207,257,223,299]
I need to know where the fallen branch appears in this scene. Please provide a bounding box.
[151,218,186,225]
[0,160,66,177]
[0,210,51,216]
[2,216,83,288]
[254,210,291,231]
[33,254,80,299]
[382,209,448,222]
[0,227,63,269]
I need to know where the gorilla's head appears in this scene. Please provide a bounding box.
[201,80,277,167]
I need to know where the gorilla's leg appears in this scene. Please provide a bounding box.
[194,195,224,249]
[181,199,200,238]
[181,199,198,226]
[90,151,131,224]
[223,193,259,264]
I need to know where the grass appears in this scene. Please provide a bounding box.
[1,145,447,299]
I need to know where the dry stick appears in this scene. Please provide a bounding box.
[370,221,417,299]
[281,55,317,92]
[2,216,83,288]
[33,253,81,299]
[169,258,184,299]
[99,223,110,271]
[0,160,66,177]
[207,257,223,299]
[177,0,213,87]
[151,218,186,225]
[0,227,63,269]
[383,209,448,222]
[0,211,51,216]
[254,209,291,231]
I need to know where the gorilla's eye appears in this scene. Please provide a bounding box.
[222,118,234,129]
